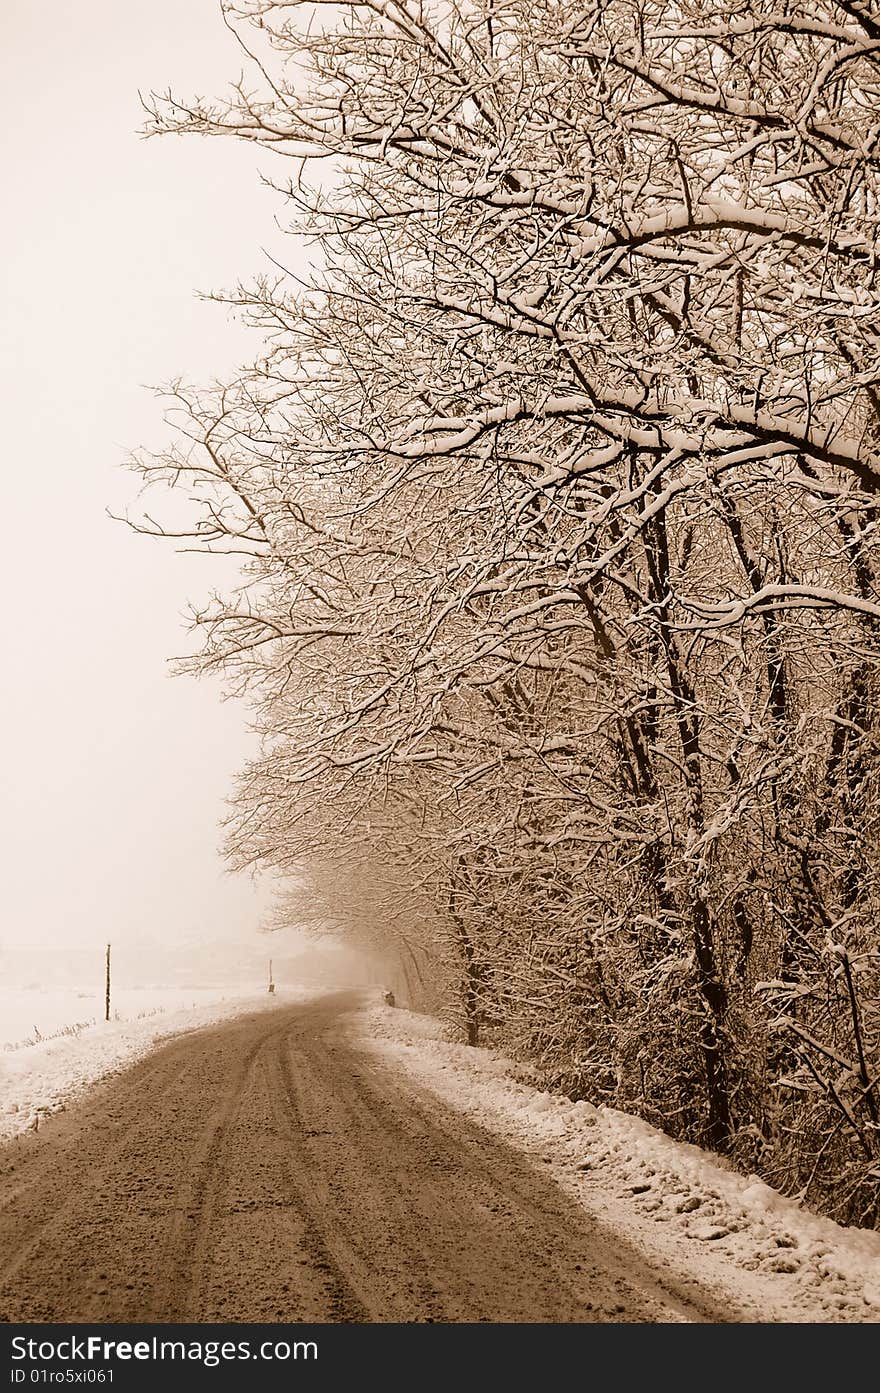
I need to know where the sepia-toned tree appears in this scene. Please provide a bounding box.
[129,0,880,1223]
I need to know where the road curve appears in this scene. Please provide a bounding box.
[0,992,729,1323]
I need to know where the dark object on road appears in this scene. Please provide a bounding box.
[382,989,395,1007]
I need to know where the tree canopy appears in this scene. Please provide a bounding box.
[132,0,880,1226]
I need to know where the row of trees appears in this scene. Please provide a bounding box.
[133,0,880,1225]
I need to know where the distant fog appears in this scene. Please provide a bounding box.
[1,939,377,995]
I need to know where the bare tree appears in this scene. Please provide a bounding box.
[131,0,880,1223]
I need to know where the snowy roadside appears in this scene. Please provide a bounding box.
[347,1001,880,1324]
[0,988,313,1144]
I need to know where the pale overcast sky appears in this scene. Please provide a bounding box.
[1,2,308,964]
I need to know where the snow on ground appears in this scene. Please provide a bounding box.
[0,986,274,1051]
[0,987,313,1144]
[6,983,878,1321]
[349,1001,880,1324]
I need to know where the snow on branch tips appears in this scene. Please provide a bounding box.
[132,0,880,1228]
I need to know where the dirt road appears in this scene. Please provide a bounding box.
[0,993,731,1322]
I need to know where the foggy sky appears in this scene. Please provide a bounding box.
[1,1,307,965]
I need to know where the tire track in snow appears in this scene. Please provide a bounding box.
[0,992,734,1322]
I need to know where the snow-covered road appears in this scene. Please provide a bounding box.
[1,990,878,1322]
[348,1003,880,1323]
[0,992,731,1322]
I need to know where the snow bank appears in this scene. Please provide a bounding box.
[0,987,313,1143]
[349,1002,880,1324]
